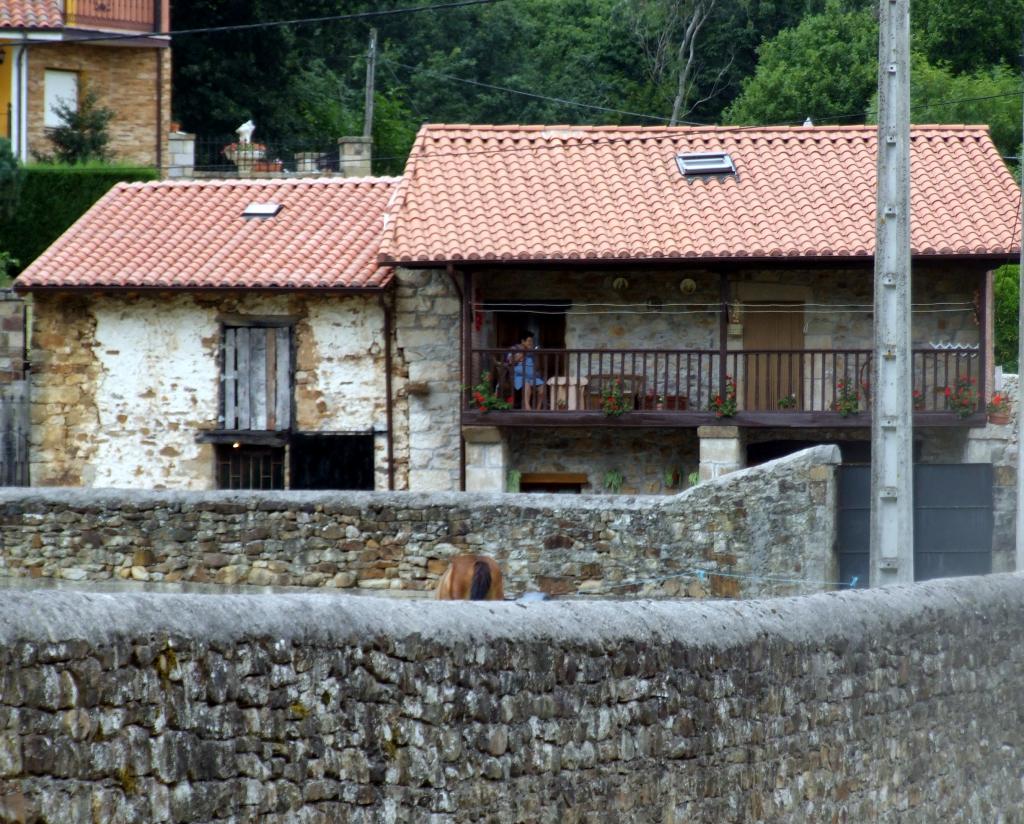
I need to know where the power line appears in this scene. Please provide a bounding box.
[2,0,512,48]
[380,58,697,125]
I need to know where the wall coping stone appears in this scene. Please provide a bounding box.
[1,563,1014,653]
[0,444,840,515]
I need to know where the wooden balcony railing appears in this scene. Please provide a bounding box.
[64,0,159,32]
[467,347,983,418]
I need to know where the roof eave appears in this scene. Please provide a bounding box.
[379,252,1016,269]
[13,282,396,295]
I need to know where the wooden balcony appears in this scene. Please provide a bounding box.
[64,0,160,32]
[464,347,986,427]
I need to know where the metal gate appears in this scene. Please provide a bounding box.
[837,464,993,588]
[0,290,29,486]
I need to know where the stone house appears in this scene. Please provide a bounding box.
[0,0,171,166]
[382,124,1018,497]
[12,123,1021,506]
[14,176,419,490]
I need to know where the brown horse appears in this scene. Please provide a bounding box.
[435,554,505,601]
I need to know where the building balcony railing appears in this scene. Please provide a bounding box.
[64,0,160,32]
[465,347,984,426]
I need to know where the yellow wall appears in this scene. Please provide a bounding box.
[0,42,12,141]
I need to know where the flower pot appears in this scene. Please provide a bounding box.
[988,412,1010,425]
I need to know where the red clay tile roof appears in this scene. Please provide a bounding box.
[0,0,62,28]
[382,124,1021,263]
[17,177,401,291]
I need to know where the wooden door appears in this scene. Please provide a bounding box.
[742,302,804,410]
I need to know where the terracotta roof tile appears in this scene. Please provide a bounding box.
[382,124,1020,263]
[17,177,400,291]
[0,0,62,28]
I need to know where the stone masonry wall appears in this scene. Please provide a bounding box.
[27,43,170,168]
[28,292,388,490]
[0,446,840,599]
[393,268,462,492]
[2,574,1023,822]
[505,427,700,495]
[0,291,26,382]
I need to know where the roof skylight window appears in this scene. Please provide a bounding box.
[675,152,736,177]
[243,202,283,219]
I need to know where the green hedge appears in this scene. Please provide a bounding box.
[0,163,157,275]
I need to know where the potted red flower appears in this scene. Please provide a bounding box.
[987,392,1011,425]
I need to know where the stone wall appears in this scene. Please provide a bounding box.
[28,292,389,490]
[2,573,1023,822]
[505,427,700,494]
[27,43,171,168]
[0,290,26,382]
[393,268,462,491]
[0,446,840,599]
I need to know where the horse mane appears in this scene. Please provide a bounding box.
[469,560,492,600]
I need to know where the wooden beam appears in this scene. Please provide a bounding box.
[520,472,589,484]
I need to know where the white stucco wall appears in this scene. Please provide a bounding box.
[89,298,220,488]
[32,292,389,490]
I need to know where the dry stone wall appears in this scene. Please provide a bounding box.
[0,446,840,599]
[1,574,1023,822]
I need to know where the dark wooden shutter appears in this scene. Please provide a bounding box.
[223,327,292,430]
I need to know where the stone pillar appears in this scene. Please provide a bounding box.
[698,425,744,481]
[463,426,509,492]
[167,130,195,179]
[338,136,373,178]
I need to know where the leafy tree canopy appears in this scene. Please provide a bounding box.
[866,56,1022,158]
[723,3,878,126]
[910,0,1024,75]
[994,265,1020,372]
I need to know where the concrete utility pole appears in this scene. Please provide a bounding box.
[1016,40,1024,572]
[869,0,914,586]
[363,28,378,140]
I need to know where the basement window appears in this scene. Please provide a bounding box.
[243,202,283,219]
[676,152,736,177]
[215,443,285,490]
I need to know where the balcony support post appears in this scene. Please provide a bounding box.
[457,266,471,492]
[718,272,729,403]
[978,267,988,412]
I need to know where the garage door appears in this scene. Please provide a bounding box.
[837,464,993,588]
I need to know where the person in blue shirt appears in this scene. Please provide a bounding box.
[508,330,546,410]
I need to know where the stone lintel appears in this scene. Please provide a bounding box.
[697,425,741,439]
[462,426,503,444]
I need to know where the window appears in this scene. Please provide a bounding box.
[215,444,285,490]
[44,70,78,129]
[675,152,736,177]
[291,434,375,490]
[221,324,292,431]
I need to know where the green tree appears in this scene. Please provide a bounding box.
[870,57,1022,158]
[723,3,877,126]
[37,89,115,165]
[911,0,1024,75]
[0,251,18,288]
[994,265,1019,372]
